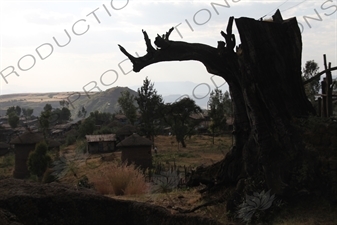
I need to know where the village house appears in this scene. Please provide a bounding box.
[114,114,128,124]
[85,134,116,154]
[51,121,79,137]
[117,133,152,170]
[21,118,39,131]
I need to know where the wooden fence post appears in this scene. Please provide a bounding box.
[318,97,322,117]
[324,54,333,117]
[321,78,327,117]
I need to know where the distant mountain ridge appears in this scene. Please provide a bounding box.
[0,87,137,118]
[0,85,210,119]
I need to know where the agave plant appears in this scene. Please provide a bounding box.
[152,170,181,192]
[237,189,275,223]
[51,156,69,180]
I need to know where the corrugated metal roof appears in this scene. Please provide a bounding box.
[85,134,116,142]
[53,122,74,130]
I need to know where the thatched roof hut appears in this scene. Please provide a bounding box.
[10,132,44,145]
[117,133,152,169]
[10,132,45,179]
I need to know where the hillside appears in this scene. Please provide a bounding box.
[0,87,137,119]
[0,86,210,120]
[70,87,138,119]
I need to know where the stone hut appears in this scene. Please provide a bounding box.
[117,133,152,169]
[85,134,116,154]
[10,132,44,179]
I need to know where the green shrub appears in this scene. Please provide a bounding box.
[93,126,114,135]
[0,152,15,176]
[28,142,52,181]
[65,135,77,146]
[0,152,14,168]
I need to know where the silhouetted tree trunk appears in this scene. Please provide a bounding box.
[119,10,316,211]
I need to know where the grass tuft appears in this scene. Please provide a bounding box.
[90,163,148,196]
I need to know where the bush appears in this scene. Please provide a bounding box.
[93,126,114,135]
[65,135,77,146]
[90,163,148,196]
[0,152,15,177]
[27,142,52,180]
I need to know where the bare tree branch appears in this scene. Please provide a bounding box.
[220,16,235,52]
[118,26,237,77]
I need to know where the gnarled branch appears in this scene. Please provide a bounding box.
[118,17,238,78]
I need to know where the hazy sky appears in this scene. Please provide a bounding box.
[0,0,336,99]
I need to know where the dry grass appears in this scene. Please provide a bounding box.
[89,162,148,196]
[152,134,232,168]
[0,152,15,177]
[48,134,337,224]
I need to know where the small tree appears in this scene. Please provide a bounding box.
[78,117,95,138]
[53,107,71,122]
[59,100,69,108]
[43,104,52,112]
[163,97,202,148]
[39,110,51,138]
[6,106,21,117]
[15,106,21,116]
[208,89,228,144]
[6,106,16,116]
[22,107,34,119]
[302,60,320,112]
[89,111,113,126]
[77,111,114,138]
[8,112,19,129]
[77,106,87,118]
[135,77,164,142]
[6,106,22,129]
[61,107,71,121]
[117,90,137,125]
[27,141,51,181]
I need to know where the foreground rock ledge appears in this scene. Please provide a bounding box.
[0,178,222,225]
